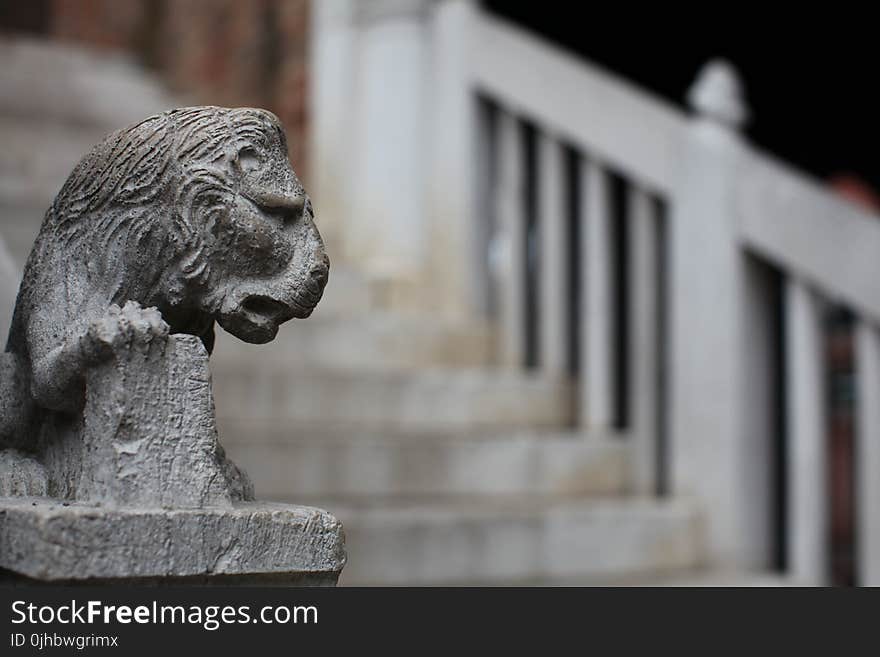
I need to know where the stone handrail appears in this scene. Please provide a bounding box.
[467,9,880,585]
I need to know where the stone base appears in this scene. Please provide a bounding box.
[0,498,345,585]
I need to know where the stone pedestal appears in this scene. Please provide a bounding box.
[0,499,345,585]
[0,106,343,585]
[0,331,346,585]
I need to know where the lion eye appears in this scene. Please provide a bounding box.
[238,147,261,173]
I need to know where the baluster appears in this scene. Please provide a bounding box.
[785,278,828,584]
[628,185,659,493]
[473,101,494,317]
[537,132,568,375]
[856,319,880,585]
[580,157,615,429]
[494,112,527,368]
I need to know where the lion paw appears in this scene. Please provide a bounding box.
[80,301,170,363]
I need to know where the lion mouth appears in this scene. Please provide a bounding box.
[241,295,297,323]
[218,293,317,344]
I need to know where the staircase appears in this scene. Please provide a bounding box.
[211,306,706,585]
[0,34,709,586]
[0,36,179,268]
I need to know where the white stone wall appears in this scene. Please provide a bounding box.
[0,233,16,338]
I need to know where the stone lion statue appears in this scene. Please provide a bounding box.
[0,106,329,498]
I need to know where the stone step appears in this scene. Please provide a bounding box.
[0,201,41,272]
[323,498,703,585]
[218,423,628,501]
[0,36,178,129]
[299,264,375,319]
[0,233,17,332]
[211,365,574,431]
[460,569,794,586]
[213,311,493,370]
[0,116,111,208]
[0,36,179,269]
[601,569,796,587]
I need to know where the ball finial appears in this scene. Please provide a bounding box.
[687,59,749,129]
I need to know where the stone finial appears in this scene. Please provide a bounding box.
[687,59,749,129]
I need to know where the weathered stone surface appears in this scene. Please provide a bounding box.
[0,498,345,583]
[0,106,343,584]
[1,106,329,505]
[2,107,328,456]
[40,328,251,507]
[0,450,47,497]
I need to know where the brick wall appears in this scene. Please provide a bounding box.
[48,0,311,181]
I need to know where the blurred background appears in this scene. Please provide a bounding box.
[1,0,878,586]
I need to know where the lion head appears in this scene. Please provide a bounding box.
[38,106,329,347]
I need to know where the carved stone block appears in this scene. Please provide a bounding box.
[40,331,251,508]
[0,499,345,584]
[0,106,343,584]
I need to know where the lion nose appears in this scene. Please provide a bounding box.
[249,192,305,226]
[252,192,304,212]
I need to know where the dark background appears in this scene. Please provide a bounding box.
[5,1,877,189]
[486,3,880,190]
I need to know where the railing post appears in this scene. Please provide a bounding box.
[671,61,775,568]
[426,0,480,318]
[309,0,357,258]
[785,278,828,584]
[628,185,660,493]
[538,133,569,375]
[856,319,880,585]
[346,0,431,278]
[580,157,615,428]
[312,0,479,317]
[495,111,527,368]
